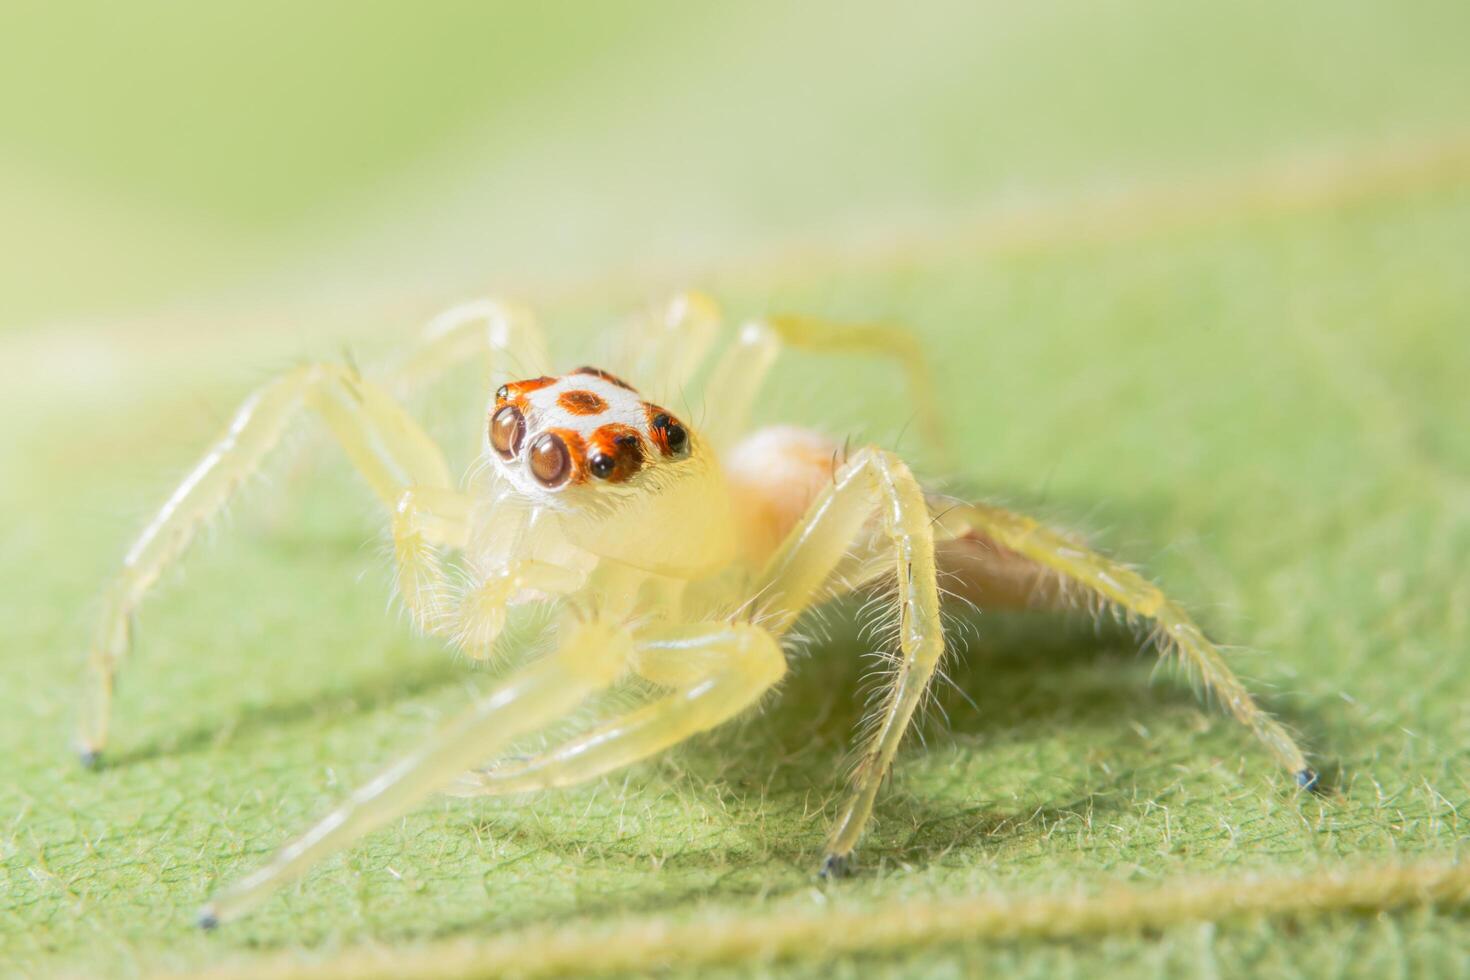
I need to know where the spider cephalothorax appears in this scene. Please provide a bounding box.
[482,365,728,577]
[76,293,1318,929]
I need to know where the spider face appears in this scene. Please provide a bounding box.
[487,367,693,498]
[485,365,728,577]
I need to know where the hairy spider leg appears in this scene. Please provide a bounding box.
[81,300,559,764]
[615,290,723,401]
[391,486,473,636]
[928,509,1067,611]
[451,558,589,657]
[392,299,551,393]
[749,446,946,874]
[450,622,786,796]
[389,300,553,462]
[699,313,949,460]
[78,364,459,764]
[197,617,632,928]
[932,500,1316,788]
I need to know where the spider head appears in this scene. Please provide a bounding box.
[486,366,695,494]
[484,366,732,574]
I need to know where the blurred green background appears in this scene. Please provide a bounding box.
[3,2,1470,977]
[4,0,1467,328]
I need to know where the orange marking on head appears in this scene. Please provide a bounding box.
[497,376,557,410]
[587,423,646,483]
[573,366,637,391]
[558,389,610,416]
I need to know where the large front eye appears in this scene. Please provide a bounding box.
[489,405,525,459]
[529,433,571,487]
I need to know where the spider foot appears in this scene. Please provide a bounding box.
[78,748,102,771]
[197,908,219,931]
[819,853,853,879]
[1295,768,1322,793]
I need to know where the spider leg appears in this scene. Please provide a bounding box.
[452,559,589,657]
[197,617,631,928]
[700,314,948,458]
[449,622,785,796]
[391,486,474,635]
[616,291,723,400]
[933,500,1316,787]
[838,500,1064,613]
[390,299,551,393]
[79,364,459,764]
[750,446,945,875]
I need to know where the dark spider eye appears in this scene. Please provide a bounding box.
[489,405,525,459]
[650,412,690,457]
[665,421,687,452]
[495,384,509,401]
[588,453,615,479]
[529,433,571,487]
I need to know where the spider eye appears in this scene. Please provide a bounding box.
[529,433,571,487]
[489,405,525,459]
[588,453,616,479]
[495,384,509,402]
[649,411,690,458]
[665,421,687,453]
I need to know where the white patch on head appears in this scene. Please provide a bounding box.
[486,370,665,503]
[521,373,649,440]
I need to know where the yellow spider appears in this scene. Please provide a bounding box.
[75,293,1316,928]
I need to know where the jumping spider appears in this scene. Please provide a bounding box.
[76,293,1316,926]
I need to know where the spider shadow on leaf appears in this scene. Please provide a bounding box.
[412,482,1342,939]
[414,606,1207,941]
[708,603,1188,855]
[95,481,1336,941]
[664,585,1335,875]
[101,640,466,769]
